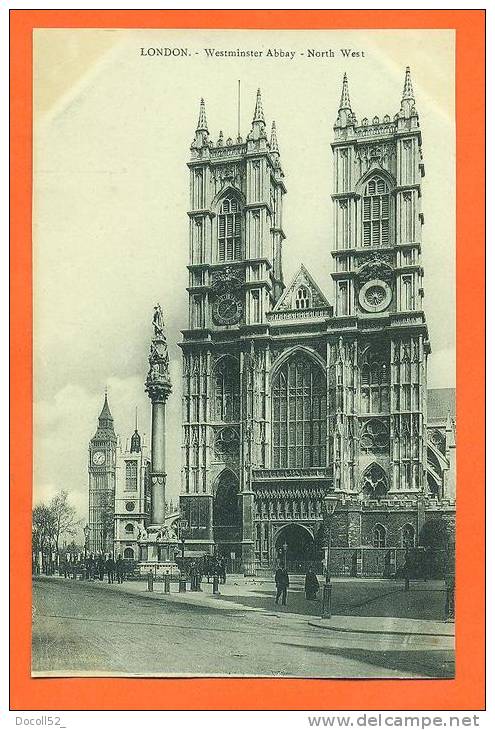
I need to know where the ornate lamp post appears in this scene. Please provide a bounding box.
[321,495,340,618]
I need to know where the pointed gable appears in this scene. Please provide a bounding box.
[273,264,330,312]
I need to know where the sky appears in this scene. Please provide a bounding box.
[33,28,456,523]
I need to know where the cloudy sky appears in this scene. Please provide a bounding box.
[33,28,455,524]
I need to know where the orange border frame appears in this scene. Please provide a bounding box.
[10,9,485,711]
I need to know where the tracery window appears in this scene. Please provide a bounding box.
[373,523,387,548]
[362,464,388,498]
[218,196,242,261]
[272,355,327,468]
[361,346,389,413]
[125,460,137,491]
[294,286,311,310]
[362,176,390,247]
[212,357,240,422]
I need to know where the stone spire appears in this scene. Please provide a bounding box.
[270,121,279,154]
[400,66,417,117]
[191,97,210,150]
[253,88,265,123]
[196,97,208,132]
[339,72,352,110]
[247,88,267,142]
[335,72,355,129]
[130,406,141,453]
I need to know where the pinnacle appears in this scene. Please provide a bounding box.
[196,97,208,132]
[270,120,279,154]
[98,391,113,423]
[339,72,352,111]
[252,88,265,124]
[402,66,415,102]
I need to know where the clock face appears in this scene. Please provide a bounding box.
[359,279,393,313]
[213,293,243,325]
[92,450,106,466]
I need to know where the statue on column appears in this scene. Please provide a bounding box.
[145,303,172,399]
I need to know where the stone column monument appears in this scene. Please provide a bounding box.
[145,304,172,527]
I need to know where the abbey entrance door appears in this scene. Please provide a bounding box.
[274,524,323,574]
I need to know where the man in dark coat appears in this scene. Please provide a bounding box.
[97,554,105,581]
[106,554,115,584]
[275,565,289,606]
[115,554,124,584]
[305,568,320,600]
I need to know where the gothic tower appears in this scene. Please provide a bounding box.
[330,68,430,502]
[88,392,117,553]
[180,91,286,565]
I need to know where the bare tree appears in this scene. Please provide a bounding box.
[32,503,55,573]
[50,490,80,554]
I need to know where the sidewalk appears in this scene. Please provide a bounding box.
[308,615,454,637]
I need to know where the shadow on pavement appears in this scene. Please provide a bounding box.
[277,642,455,678]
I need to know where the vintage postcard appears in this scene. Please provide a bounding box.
[31,26,457,679]
[9,8,485,713]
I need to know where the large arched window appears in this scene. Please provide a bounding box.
[362,176,390,247]
[218,196,242,261]
[272,355,327,468]
[212,357,240,422]
[361,346,389,413]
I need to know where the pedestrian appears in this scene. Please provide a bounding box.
[115,554,124,584]
[275,564,289,606]
[304,567,319,601]
[88,553,96,580]
[106,554,115,584]
[97,553,105,581]
[219,558,226,584]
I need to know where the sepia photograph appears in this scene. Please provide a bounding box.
[31,27,456,679]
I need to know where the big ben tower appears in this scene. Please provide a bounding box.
[88,392,117,554]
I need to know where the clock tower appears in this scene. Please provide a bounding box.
[88,392,117,554]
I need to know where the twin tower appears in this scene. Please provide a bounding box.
[90,69,455,573]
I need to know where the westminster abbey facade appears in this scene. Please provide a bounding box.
[179,70,456,575]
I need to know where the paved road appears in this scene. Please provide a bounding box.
[32,577,454,678]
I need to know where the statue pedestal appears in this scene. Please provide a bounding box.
[138,524,179,577]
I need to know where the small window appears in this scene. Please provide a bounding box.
[125,523,134,534]
[125,460,137,491]
[123,547,134,559]
[402,524,415,548]
[295,286,310,310]
[252,290,261,323]
[373,524,386,548]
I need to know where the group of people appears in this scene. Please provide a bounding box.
[61,553,127,584]
[274,565,320,606]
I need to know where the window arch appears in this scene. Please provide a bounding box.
[361,346,389,413]
[123,547,134,559]
[373,523,387,548]
[362,175,390,247]
[213,470,240,526]
[218,196,242,262]
[401,523,415,548]
[294,286,311,310]
[362,464,388,498]
[272,355,327,468]
[125,523,134,534]
[212,357,240,422]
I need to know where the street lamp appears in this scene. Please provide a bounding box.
[321,495,340,618]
